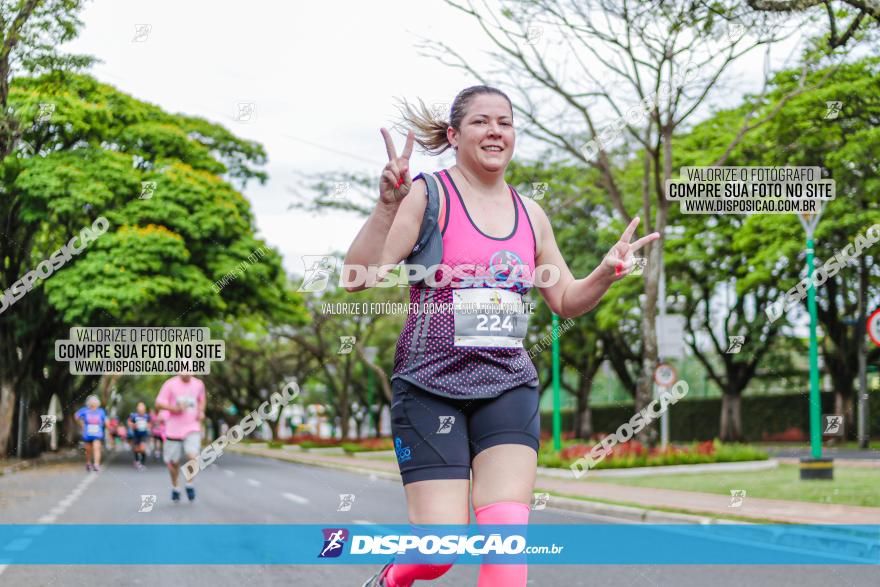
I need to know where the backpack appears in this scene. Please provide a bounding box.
[404,172,444,286]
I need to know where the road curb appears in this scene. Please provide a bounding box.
[536,459,778,479]
[536,493,740,524]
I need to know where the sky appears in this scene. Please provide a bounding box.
[62,0,809,280]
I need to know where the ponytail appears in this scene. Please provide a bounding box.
[395,85,513,156]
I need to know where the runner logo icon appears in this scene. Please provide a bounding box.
[823,414,843,436]
[318,528,349,558]
[726,335,745,354]
[39,415,56,433]
[337,494,356,512]
[437,416,455,434]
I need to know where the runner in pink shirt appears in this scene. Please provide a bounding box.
[155,372,206,503]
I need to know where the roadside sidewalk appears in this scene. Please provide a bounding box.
[230,444,880,525]
[0,448,81,476]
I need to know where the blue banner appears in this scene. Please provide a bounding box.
[0,524,876,565]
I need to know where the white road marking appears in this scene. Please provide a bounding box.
[246,478,262,487]
[223,469,235,477]
[281,492,309,505]
[352,519,374,525]
[35,467,99,525]
[2,469,98,578]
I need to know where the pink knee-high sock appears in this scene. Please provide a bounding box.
[384,562,453,587]
[474,501,530,587]
[382,521,463,587]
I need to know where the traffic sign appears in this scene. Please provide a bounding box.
[656,314,686,359]
[653,363,678,387]
[868,307,880,348]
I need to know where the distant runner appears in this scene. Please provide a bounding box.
[155,372,206,503]
[150,409,166,461]
[106,415,118,450]
[128,402,152,470]
[75,395,108,472]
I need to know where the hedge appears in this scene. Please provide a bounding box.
[540,391,880,441]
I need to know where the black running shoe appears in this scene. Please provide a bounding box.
[171,488,181,502]
[185,486,196,502]
[361,561,392,587]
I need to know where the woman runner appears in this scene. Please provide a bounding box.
[129,402,152,470]
[75,395,108,472]
[347,86,659,587]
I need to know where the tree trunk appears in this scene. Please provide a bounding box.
[720,393,731,441]
[844,395,855,440]
[0,379,16,455]
[25,409,40,457]
[834,391,844,425]
[577,404,592,439]
[338,407,349,439]
[719,393,743,442]
[637,239,661,445]
[574,381,593,439]
[374,403,383,439]
[63,412,78,447]
[730,394,743,442]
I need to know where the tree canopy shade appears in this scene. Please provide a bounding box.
[0,71,306,454]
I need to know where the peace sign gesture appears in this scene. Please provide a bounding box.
[603,217,660,280]
[379,127,415,205]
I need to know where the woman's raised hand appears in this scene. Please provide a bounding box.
[603,217,661,280]
[379,127,415,205]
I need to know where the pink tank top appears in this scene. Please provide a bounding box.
[392,168,539,399]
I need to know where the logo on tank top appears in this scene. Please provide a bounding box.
[488,250,531,293]
[445,250,534,292]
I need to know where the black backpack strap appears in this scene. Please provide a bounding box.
[405,172,443,285]
[411,172,439,254]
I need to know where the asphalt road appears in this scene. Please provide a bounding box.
[0,448,874,586]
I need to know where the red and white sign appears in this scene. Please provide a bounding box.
[868,308,880,348]
[653,363,678,387]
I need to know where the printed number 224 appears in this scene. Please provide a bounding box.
[476,314,514,332]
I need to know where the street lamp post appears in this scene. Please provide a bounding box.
[798,207,833,480]
[551,314,562,452]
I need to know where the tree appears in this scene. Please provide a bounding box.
[280,276,405,439]
[745,0,879,51]
[0,71,302,455]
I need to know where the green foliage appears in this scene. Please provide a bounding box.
[341,438,394,453]
[0,67,304,454]
[541,390,880,441]
[537,439,767,469]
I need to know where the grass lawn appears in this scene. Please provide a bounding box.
[589,464,880,508]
